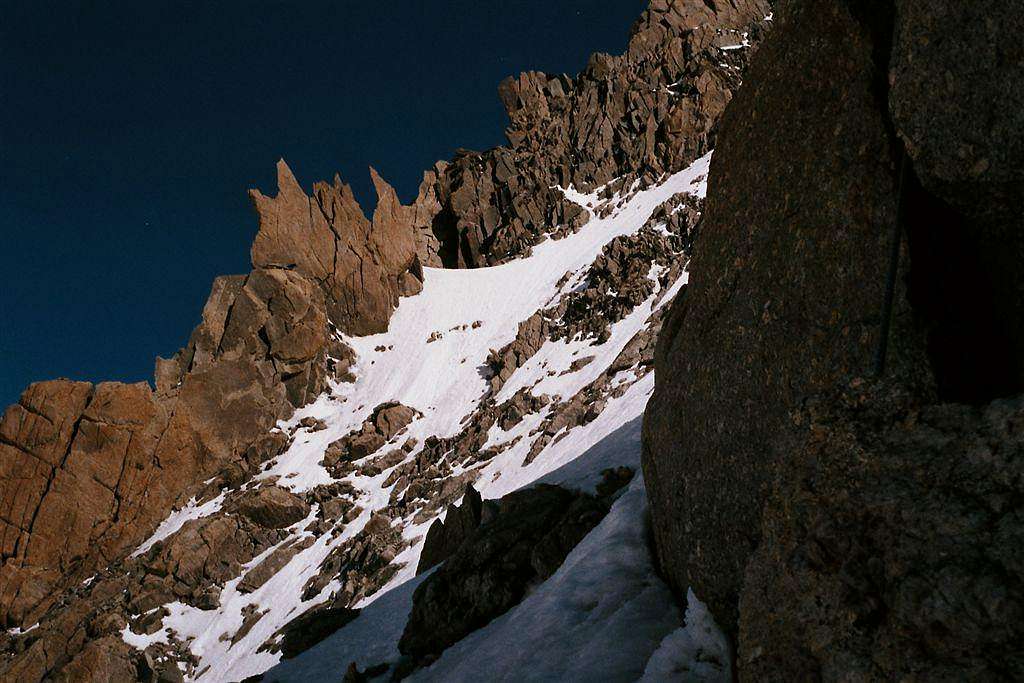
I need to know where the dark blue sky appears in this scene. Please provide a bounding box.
[0,0,646,406]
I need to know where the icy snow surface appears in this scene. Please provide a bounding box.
[124,153,715,682]
[639,590,733,682]
[266,434,730,683]
[409,475,680,682]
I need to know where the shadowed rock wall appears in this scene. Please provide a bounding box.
[643,0,1023,678]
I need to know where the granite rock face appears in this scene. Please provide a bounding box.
[643,0,928,631]
[739,381,1024,680]
[0,368,286,629]
[889,0,1023,214]
[0,381,162,627]
[0,256,335,627]
[643,0,1024,677]
[889,0,1024,402]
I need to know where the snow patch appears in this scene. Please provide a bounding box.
[410,476,680,682]
[132,492,226,557]
[639,590,732,682]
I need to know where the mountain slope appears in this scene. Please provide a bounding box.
[0,2,773,680]
[117,154,709,682]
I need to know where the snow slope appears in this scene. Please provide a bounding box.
[123,153,719,682]
[266,423,730,682]
[408,476,682,681]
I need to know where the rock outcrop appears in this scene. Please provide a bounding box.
[0,362,288,628]
[0,161,426,639]
[643,0,1023,678]
[644,0,926,632]
[230,485,311,529]
[416,484,487,575]
[322,402,420,478]
[398,484,611,668]
[419,0,771,267]
[250,161,432,336]
[277,605,361,660]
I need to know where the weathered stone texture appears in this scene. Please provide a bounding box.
[643,0,928,631]
[250,160,428,336]
[643,0,1024,679]
[739,381,1024,680]
[422,0,772,267]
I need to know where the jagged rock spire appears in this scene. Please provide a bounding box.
[249,160,431,336]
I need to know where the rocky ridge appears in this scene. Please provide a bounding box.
[0,160,433,678]
[0,155,711,683]
[416,0,770,267]
[0,1,773,680]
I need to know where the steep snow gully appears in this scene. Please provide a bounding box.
[121,154,728,682]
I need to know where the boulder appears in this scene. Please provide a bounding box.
[643,0,1024,675]
[233,485,310,529]
[146,514,269,590]
[889,0,1023,217]
[238,537,315,594]
[323,402,420,476]
[277,605,361,660]
[416,484,485,574]
[370,402,418,441]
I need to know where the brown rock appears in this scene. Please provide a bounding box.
[739,382,1024,680]
[233,485,310,529]
[642,0,932,632]
[370,402,418,441]
[249,160,428,336]
[0,380,170,626]
[50,635,139,683]
[148,514,266,589]
[416,484,485,574]
[644,0,1024,672]
[425,0,772,267]
[323,402,420,476]
[239,537,314,593]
